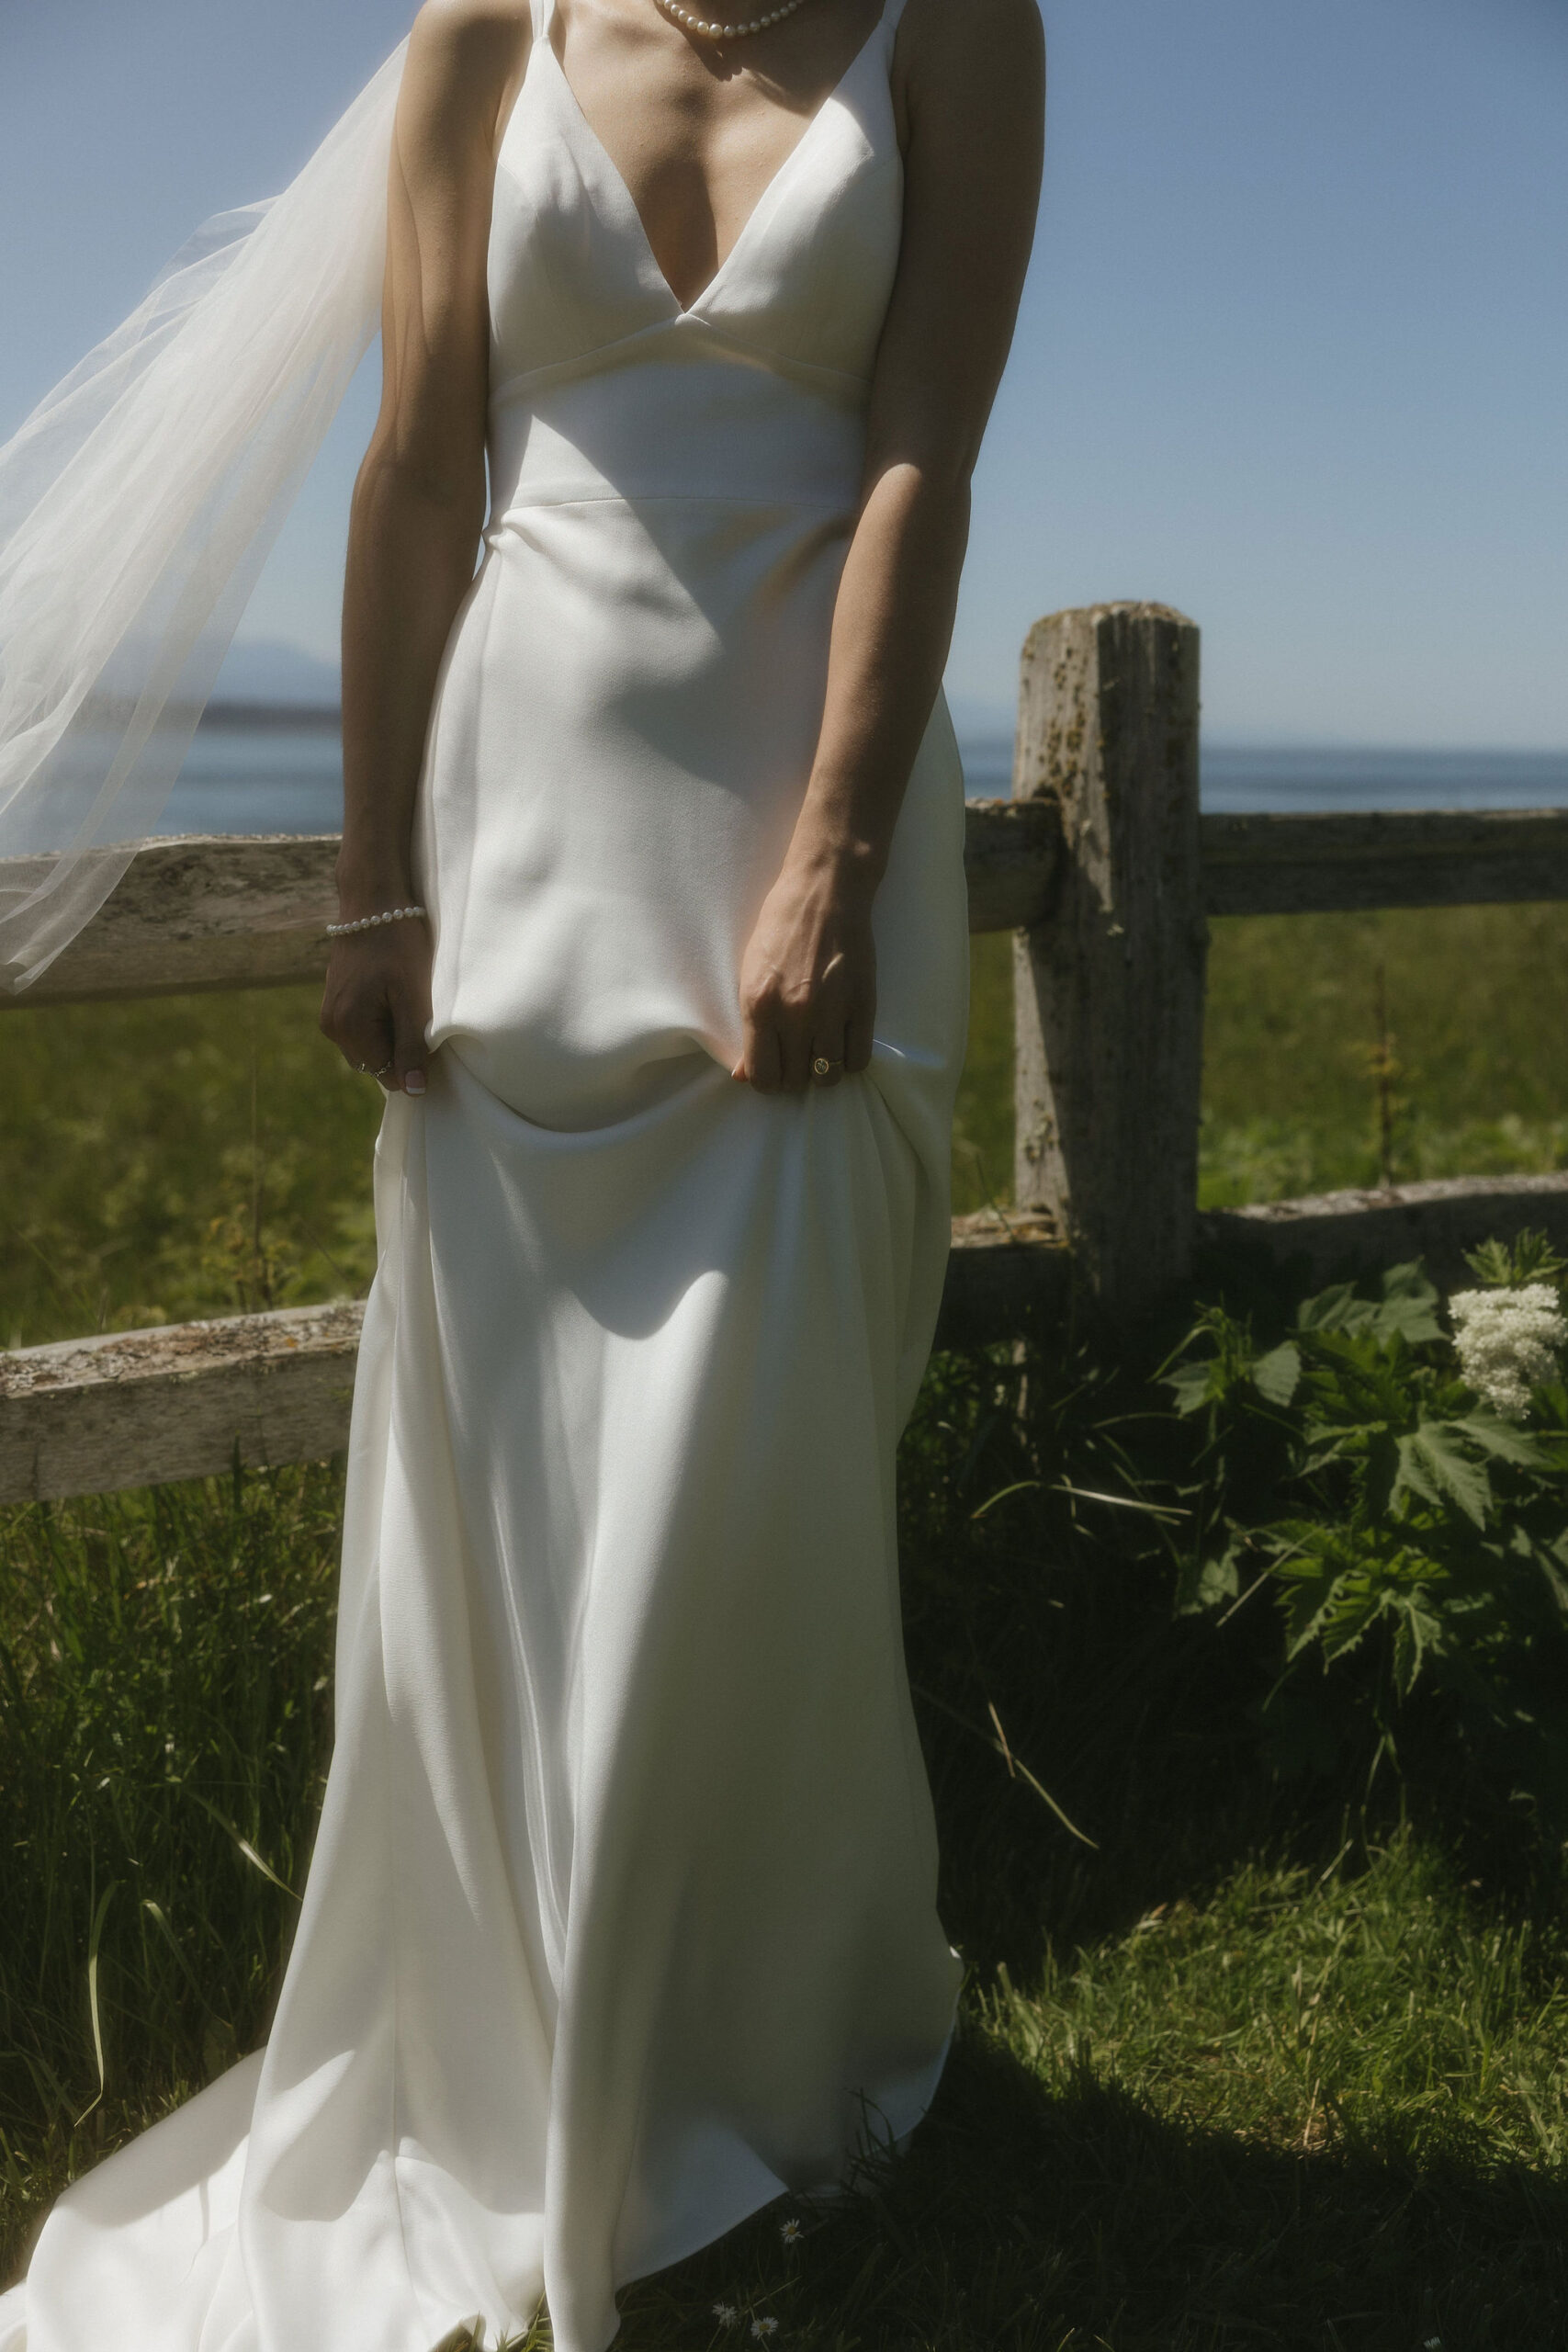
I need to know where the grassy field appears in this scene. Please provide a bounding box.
[0,985,384,1351]
[3,907,1567,2340]
[953,901,1568,1216]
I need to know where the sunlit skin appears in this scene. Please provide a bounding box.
[321,0,1043,1096]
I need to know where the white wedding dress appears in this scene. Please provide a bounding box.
[0,2,968,2345]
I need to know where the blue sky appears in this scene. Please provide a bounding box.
[1,0,1563,744]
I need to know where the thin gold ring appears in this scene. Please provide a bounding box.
[811,1055,842,1080]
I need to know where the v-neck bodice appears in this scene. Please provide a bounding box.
[486,0,908,513]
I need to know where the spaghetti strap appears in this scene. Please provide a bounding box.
[528,0,554,45]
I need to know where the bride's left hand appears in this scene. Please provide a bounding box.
[733,850,876,1093]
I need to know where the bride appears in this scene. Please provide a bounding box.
[0,0,1042,2344]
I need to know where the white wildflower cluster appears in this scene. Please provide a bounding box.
[1448,1283,1566,1419]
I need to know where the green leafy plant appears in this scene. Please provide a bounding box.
[1462,1230,1567,1291]
[1162,1247,1568,1808]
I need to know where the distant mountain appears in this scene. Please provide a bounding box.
[214,637,341,707]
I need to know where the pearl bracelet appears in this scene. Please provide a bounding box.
[325,903,428,939]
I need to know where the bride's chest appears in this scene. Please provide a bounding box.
[487,39,906,393]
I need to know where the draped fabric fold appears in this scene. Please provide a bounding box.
[0,40,407,992]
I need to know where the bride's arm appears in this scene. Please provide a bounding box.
[321,0,528,1095]
[735,0,1043,1093]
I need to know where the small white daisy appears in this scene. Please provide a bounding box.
[712,2302,739,2325]
[779,2216,802,2244]
[750,2322,779,2340]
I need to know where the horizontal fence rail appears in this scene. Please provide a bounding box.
[5,602,1567,1499]
[1,1303,366,1503]
[4,801,1568,1010]
[1200,807,1568,918]
[8,1180,1568,1502]
[0,1215,1066,1502]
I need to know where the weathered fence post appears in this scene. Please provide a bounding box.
[1011,603,1207,1313]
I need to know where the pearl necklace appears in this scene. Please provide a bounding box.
[653,0,818,39]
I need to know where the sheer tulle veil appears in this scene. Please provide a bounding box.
[0,38,409,992]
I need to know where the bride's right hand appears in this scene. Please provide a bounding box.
[319,921,433,1095]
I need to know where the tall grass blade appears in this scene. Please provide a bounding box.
[910,1683,1099,1849]
[141,1897,209,2007]
[186,1792,299,1898]
[74,1880,118,2129]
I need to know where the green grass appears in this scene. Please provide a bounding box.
[1201,902,1568,1205]
[0,1464,343,2242]
[952,903,1568,1216]
[0,986,381,1350]
[951,933,1018,1215]
[6,1333,1568,2343]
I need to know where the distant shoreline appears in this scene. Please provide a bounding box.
[196,703,1568,764]
[180,709,1568,821]
[198,700,342,733]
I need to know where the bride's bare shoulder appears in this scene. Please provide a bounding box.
[402,0,532,147]
[410,0,533,51]
[897,0,1044,109]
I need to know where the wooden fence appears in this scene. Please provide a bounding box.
[4,601,1566,1501]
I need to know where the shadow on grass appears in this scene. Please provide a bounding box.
[612,2026,1568,2351]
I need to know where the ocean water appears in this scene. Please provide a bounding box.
[156,717,1568,837]
[161,720,346,838]
[949,732,1568,815]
